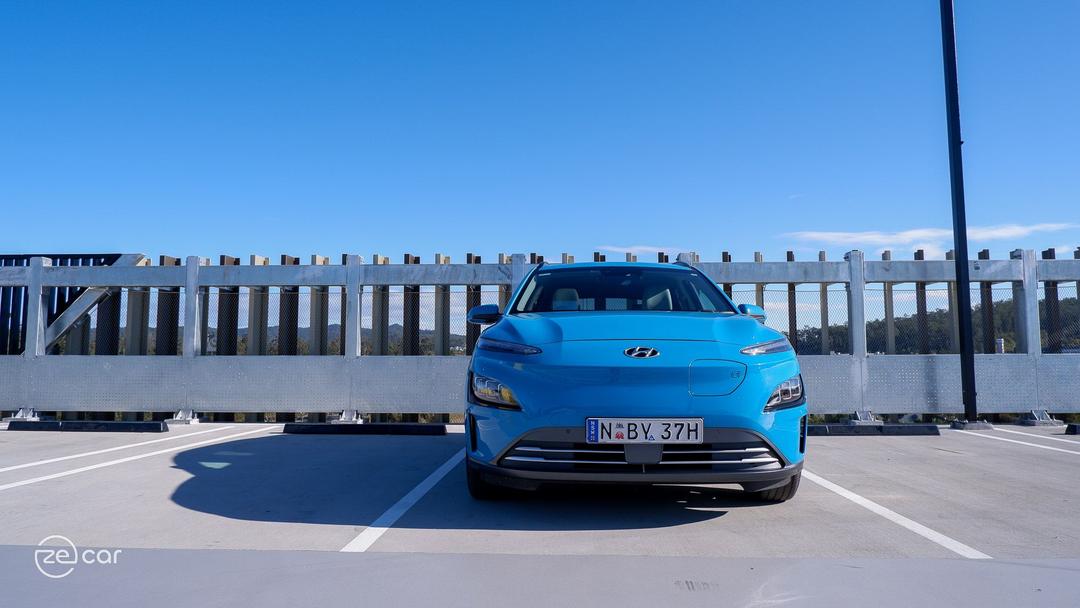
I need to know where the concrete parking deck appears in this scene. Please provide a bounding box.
[0,423,1077,607]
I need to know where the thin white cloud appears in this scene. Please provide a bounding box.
[784,223,1076,258]
[968,223,1077,240]
[786,228,948,246]
[1053,244,1077,258]
[909,242,946,260]
[786,223,1074,246]
[597,244,687,255]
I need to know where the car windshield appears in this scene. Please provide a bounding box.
[512,267,737,313]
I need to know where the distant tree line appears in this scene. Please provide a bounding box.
[787,295,1078,355]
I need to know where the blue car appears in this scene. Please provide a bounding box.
[464,261,806,501]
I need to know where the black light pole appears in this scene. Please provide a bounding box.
[939,0,979,424]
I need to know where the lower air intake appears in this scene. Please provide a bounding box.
[499,428,784,474]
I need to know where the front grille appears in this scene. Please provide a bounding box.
[659,442,781,468]
[499,430,784,474]
[502,443,626,470]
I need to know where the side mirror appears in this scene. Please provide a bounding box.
[738,304,767,323]
[467,304,502,325]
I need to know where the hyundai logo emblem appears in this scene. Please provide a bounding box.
[624,346,660,359]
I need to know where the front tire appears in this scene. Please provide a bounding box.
[748,472,800,503]
[466,459,506,500]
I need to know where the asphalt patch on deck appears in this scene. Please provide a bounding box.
[807,424,940,436]
[283,422,446,435]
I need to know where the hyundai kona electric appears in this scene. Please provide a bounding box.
[464,262,806,501]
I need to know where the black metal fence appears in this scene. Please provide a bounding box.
[0,254,122,355]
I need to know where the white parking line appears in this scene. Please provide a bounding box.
[951,430,1080,455]
[341,448,465,553]
[994,428,1080,445]
[0,426,235,474]
[802,470,991,560]
[0,426,279,492]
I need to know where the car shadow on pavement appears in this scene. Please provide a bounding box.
[171,434,778,532]
[400,482,776,533]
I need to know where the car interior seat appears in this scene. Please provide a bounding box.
[552,288,580,311]
[644,286,673,311]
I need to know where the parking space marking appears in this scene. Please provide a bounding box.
[340,448,465,553]
[951,430,1080,455]
[994,428,1080,445]
[0,426,235,474]
[802,470,992,560]
[0,426,279,492]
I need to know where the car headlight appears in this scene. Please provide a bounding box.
[471,373,521,408]
[764,375,804,411]
[740,338,793,356]
[476,337,542,355]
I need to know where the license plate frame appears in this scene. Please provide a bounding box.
[586,417,703,444]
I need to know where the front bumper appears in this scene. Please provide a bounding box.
[468,425,804,491]
[469,456,803,489]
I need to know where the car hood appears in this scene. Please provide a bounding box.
[485,311,782,346]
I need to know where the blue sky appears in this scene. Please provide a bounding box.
[2,1,1077,264]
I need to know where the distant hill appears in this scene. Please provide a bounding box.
[224,323,467,355]
[78,323,468,355]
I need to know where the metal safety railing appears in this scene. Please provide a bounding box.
[1,249,1078,417]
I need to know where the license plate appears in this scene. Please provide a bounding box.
[586,418,703,444]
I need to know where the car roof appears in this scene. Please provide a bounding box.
[534,262,691,271]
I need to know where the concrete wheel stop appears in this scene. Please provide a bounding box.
[808,424,940,436]
[949,420,994,430]
[7,420,169,432]
[807,410,941,436]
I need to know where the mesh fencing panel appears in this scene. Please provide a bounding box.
[366,287,501,355]
[728,285,850,354]
[51,287,187,355]
[864,284,1015,354]
[56,285,350,356]
[1040,282,1080,354]
[871,283,950,354]
[150,288,185,355]
[972,285,1018,354]
[202,286,345,355]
